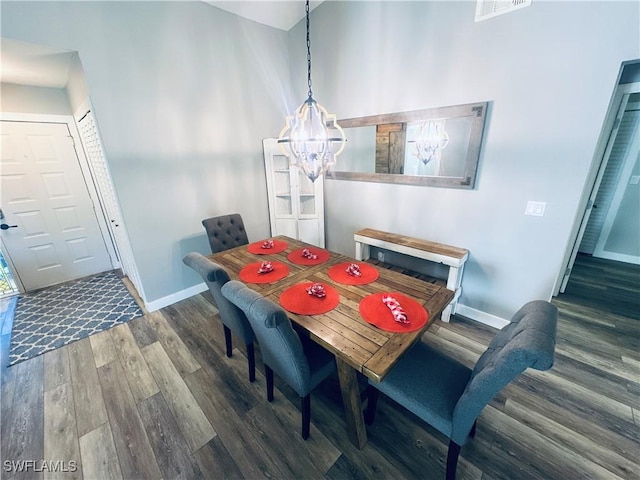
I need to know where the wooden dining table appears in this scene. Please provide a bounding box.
[209,235,454,448]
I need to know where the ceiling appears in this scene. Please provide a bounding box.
[203,1,323,31]
[0,1,323,89]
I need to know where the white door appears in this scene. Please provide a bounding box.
[0,120,113,291]
[262,138,325,247]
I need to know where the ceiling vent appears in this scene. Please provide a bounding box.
[475,0,532,22]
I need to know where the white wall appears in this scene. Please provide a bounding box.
[604,155,640,259]
[1,1,292,305]
[1,83,72,115]
[66,53,89,115]
[295,1,639,320]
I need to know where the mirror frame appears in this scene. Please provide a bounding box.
[329,101,488,188]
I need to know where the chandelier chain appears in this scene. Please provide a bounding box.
[306,0,313,98]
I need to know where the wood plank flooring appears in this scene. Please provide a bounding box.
[1,254,638,479]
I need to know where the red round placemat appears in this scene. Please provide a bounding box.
[359,292,428,333]
[247,239,288,254]
[239,261,290,283]
[287,247,331,265]
[328,262,379,285]
[280,282,340,315]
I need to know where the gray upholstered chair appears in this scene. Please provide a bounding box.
[182,252,256,382]
[365,300,558,480]
[202,213,249,254]
[221,280,336,439]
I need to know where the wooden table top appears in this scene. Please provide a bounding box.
[209,236,455,383]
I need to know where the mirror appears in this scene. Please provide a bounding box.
[329,101,488,188]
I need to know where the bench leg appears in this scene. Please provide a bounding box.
[355,242,369,261]
[441,304,452,323]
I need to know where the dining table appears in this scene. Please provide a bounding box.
[208,235,455,449]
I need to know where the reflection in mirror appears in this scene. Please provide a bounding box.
[405,116,471,177]
[407,119,450,168]
[331,102,488,189]
[337,126,376,174]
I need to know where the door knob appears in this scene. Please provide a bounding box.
[0,224,17,230]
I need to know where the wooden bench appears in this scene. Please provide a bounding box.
[354,228,469,322]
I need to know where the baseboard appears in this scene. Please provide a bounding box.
[145,282,208,312]
[454,304,510,329]
[593,251,640,265]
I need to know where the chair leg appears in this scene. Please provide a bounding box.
[301,395,311,440]
[446,441,462,480]
[223,325,233,358]
[247,343,256,383]
[364,387,379,425]
[265,365,274,402]
[469,420,477,439]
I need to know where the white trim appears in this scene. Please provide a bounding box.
[144,282,208,312]
[67,116,121,268]
[72,100,145,303]
[594,251,640,265]
[454,304,509,329]
[1,112,76,123]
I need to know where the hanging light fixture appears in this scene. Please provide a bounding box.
[278,0,346,182]
[408,120,450,165]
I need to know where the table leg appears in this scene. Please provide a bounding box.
[335,357,367,449]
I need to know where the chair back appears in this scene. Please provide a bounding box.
[221,280,312,396]
[451,300,558,444]
[202,213,249,253]
[182,253,254,345]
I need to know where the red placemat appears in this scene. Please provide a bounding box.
[328,262,379,285]
[247,239,288,255]
[359,292,428,333]
[280,282,340,315]
[287,247,331,265]
[239,261,290,283]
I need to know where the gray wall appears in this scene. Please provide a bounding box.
[296,1,639,319]
[1,1,292,304]
[3,1,638,319]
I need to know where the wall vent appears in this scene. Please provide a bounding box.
[475,0,532,22]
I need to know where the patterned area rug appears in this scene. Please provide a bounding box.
[8,271,143,366]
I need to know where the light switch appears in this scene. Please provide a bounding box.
[525,201,546,216]
[630,175,640,185]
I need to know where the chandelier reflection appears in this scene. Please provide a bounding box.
[409,120,450,165]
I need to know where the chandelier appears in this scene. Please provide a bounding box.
[409,120,449,165]
[277,0,346,182]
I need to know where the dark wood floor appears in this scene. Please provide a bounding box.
[1,254,638,479]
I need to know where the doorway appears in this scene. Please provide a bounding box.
[579,92,640,264]
[0,117,115,292]
[0,251,19,297]
[556,61,640,295]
